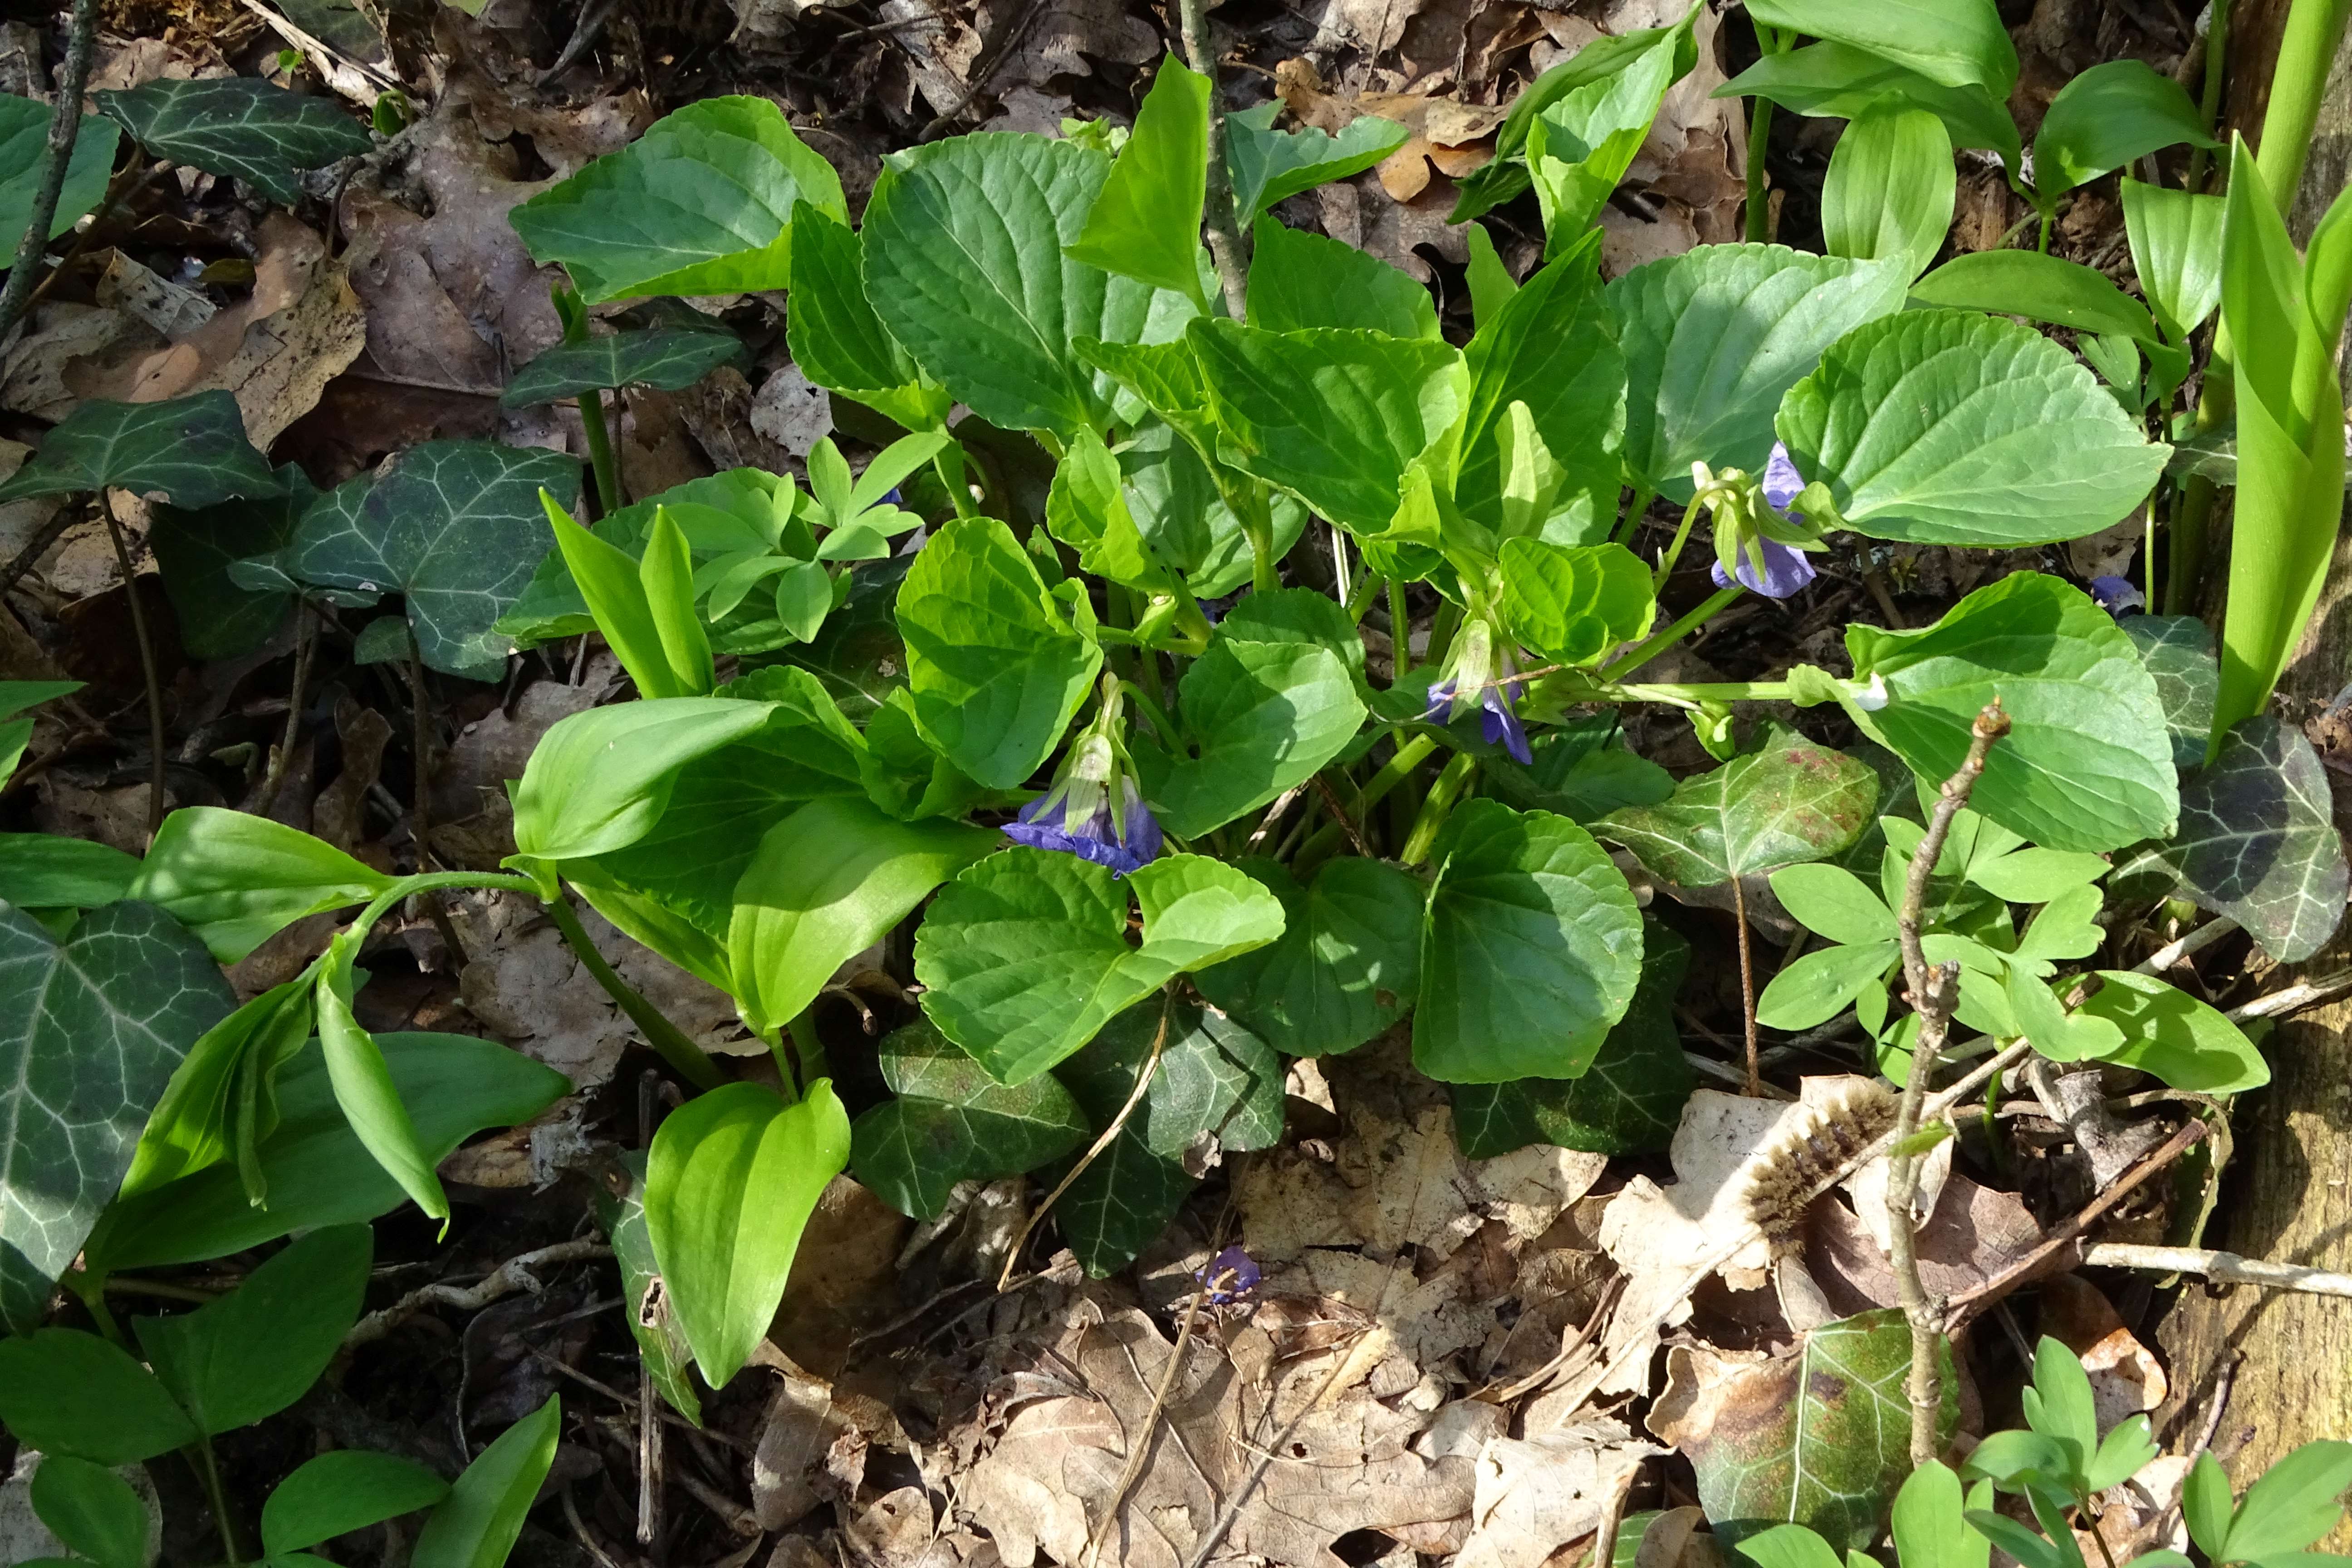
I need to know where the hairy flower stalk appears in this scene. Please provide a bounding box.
[1001,677,1164,876]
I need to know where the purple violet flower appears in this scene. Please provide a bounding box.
[1711,536,1818,598]
[2090,575,2146,617]
[1002,785,1162,877]
[1197,1244,1261,1304]
[1760,441,1806,519]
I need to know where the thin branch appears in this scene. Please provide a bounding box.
[1732,875,1760,1095]
[0,0,100,343]
[1083,1278,1215,1568]
[2081,1242,2352,1298]
[1175,0,1249,317]
[1887,700,2009,1470]
[257,605,317,815]
[997,999,1172,1289]
[99,491,167,841]
[343,1240,612,1351]
[2227,966,2352,1022]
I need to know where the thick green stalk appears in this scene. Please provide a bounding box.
[542,892,727,1091]
[2187,0,2234,191]
[1292,733,1436,875]
[579,387,622,515]
[1743,24,1787,243]
[1602,585,1743,681]
[1398,751,1478,866]
[2254,0,2352,204]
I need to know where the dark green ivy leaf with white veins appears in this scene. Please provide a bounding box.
[0,392,281,509]
[848,1018,1090,1222]
[93,77,371,206]
[500,326,750,407]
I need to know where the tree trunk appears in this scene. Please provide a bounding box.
[2156,0,2352,1499]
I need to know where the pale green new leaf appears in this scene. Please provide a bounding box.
[2073,971,2268,1093]
[1457,237,1625,538]
[1224,101,1409,216]
[2122,178,2225,341]
[1821,104,1954,280]
[511,697,779,863]
[1713,44,2019,165]
[1524,26,1685,249]
[129,806,396,963]
[1065,54,1208,302]
[318,947,446,1225]
[1499,539,1655,665]
[1745,0,2017,95]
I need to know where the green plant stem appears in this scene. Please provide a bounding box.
[781,1009,818,1100]
[1398,750,1477,867]
[933,441,980,519]
[1602,585,1743,680]
[1292,732,1436,875]
[1742,25,1786,244]
[189,1437,246,1565]
[2254,0,2352,204]
[1651,495,1707,588]
[1425,600,1461,672]
[579,387,622,515]
[541,892,726,1091]
[2037,206,2055,253]
[1121,676,1181,750]
[1612,482,1657,546]
[1384,577,1410,658]
[1343,567,1382,623]
[2188,0,2233,191]
[0,0,98,342]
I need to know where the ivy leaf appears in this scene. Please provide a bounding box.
[92,77,369,205]
[1837,573,2177,853]
[0,899,234,1332]
[2122,715,2350,963]
[2122,616,2219,770]
[1416,799,1644,1083]
[894,516,1102,790]
[1607,245,1906,495]
[1450,924,1695,1156]
[1051,1000,1284,1277]
[1194,857,1423,1058]
[501,327,748,407]
[510,97,845,303]
[1224,101,1408,217]
[0,391,279,508]
[1499,539,1656,665]
[1598,733,1878,886]
[849,1018,1090,1221]
[1246,217,1439,340]
[914,849,1286,1085]
[148,464,316,661]
[1665,1308,1960,1548]
[0,92,119,244]
[281,440,582,678]
[1778,310,2170,545]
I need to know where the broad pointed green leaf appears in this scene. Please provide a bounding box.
[1599,734,1877,886]
[29,1455,149,1568]
[318,947,446,1225]
[1524,27,1687,248]
[1499,539,1655,665]
[92,77,368,205]
[1607,245,1905,495]
[1713,44,2019,165]
[2123,615,2218,770]
[510,97,845,303]
[1746,0,2017,95]
[0,833,138,911]
[282,440,582,678]
[2224,1439,2352,1560]
[0,92,119,248]
[1836,573,2176,853]
[0,899,232,1333]
[1416,798,1643,1083]
[2032,59,2217,199]
[2123,715,2349,963]
[1136,626,1367,840]
[1246,216,1438,339]
[1451,24,1696,220]
[412,1395,561,1568]
[1194,857,1422,1058]
[1911,252,2160,342]
[1457,238,1626,536]
[511,697,779,863]
[590,1150,701,1424]
[1776,309,2170,545]
[501,326,747,406]
[2073,970,2268,1093]
[0,391,279,508]
[783,202,949,431]
[850,1018,1090,1221]
[1225,101,1409,217]
[1821,104,1954,280]
[263,1451,451,1556]
[2122,178,2225,341]
[914,849,1286,1085]
[1065,54,1208,301]
[1756,937,1900,1030]
[1117,421,1305,598]
[0,1331,198,1463]
[130,806,397,963]
[133,1224,369,1435]
[1450,923,1693,1156]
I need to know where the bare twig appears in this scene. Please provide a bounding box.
[257,604,317,815]
[1082,1276,1219,1568]
[996,999,1172,1289]
[2081,1242,2352,1298]
[0,507,78,598]
[1182,1331,1366,1568]
[1887,701,2009,1469]
[1732,875,1760,1095]
[1175,0,1249,317]
[0,0,100,343]
[343,1240,611,1351]
[98,492,167,840]
[2227,966,2352,1022]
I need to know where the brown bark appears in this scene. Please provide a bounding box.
[2157,1,2352,1501]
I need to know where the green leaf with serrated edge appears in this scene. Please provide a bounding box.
[1835,573,2176,853]
[1189,318,1467,534]
[1065,54,1208,301]
[1135,639,1367,840]
[282,440,581,678]
[1499,540,1655,665]
[2122,179,2225,341]
[412,1394,561,1568]
[93,77,368,205]
[895,516,1101,790]
[318,943,446,1224]
[1747,0,2017,95]
[1911,252,2160,342]
[864,132,1194,442]
[2032,59,2217,199]
[1194,857,1421,1058]
[850,1017,1089,1221]
[1457,235,1625,537]
[1451,24,1695,221]
[1451,923,1693,1156]
[1756,940,1900,1030]
[1822,104,1954,280]
[1775,310,2169,545]
[784,202,949,431]
[1225,100,1409,216]
[134,1224,369,1436]
[1599,734,1877,887]
[728,795,996,1037]
[0,1331,198,1463]
[1713,44,2019,165]
[149,463,315,660]
[263,1451,451,1557]
[0,834,138,911]
[1246,217,1439,339]
[1607,245,1906,496]
[1677,1308,1960,1547]
[1050,1000,1284,1277]
[1416,798,1643,1083]
[2122,616,2218,770]
[2225,1440,2352,1560]
[1116,422,1305,598]
[645,1080,849,1389]
[87,1033,567,1272]
[590,1150,701,1425]
[501,327,747,406]
[915,850,1286,1085]
[1045,427,1174,591]
[0,93,119,246]
[511,697,778,863]
[510,97,844,303]
[0,391,280,507]
[2119,715,2350,963]
[29,1455,148,1568]
[0,898,232,1332]
[128,807,395,963]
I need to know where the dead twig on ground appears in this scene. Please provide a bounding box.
[343,1240,611,1351]
[2082,1242,2352,1298]
[0,0,99,342]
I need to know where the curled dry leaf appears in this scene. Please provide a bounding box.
[1457,1418,1660,1568]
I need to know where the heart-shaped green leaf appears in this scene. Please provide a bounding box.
[1194,857,1422,1058]
[92,77,369,205]
[133,1223,370,1435]
[0,391,279,508]
[1776,309,2170,545]
[0,92,119,246]
[1246,217,1439,339]
[1599,732,1878,886]
[1064,54,1209,301]
[501,326,748,406]
[850,1018,1090,1221]
[1499,539,1655,664]
[0,898,233,1332]
[1137,622,1368,840]
[509,97,845,303]
[1416,798,1643,1083]
[782,201,949,431]
[915,849,1286,1084]
[149,463,316,660]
